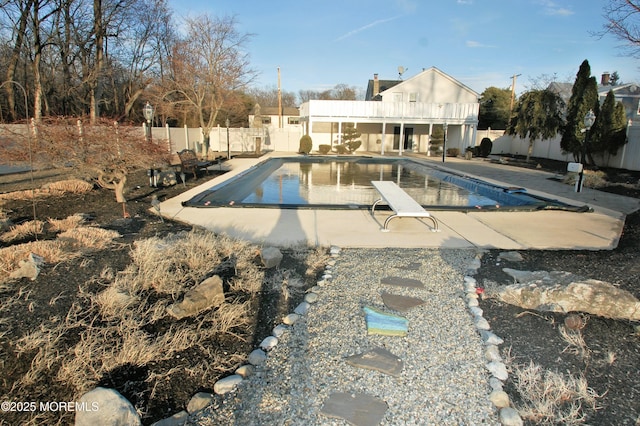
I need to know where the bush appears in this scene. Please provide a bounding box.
[334,144,348,154]
[345,140,361,153]
[446,148,460,157]
[318,144,331,154]
[479,138,493,157]
[299,135,312,154]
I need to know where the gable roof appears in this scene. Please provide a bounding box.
[393,66,480,98]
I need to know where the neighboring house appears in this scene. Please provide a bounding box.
[298,67,480,154]
[547,74,639,122]
[248,105,301,130]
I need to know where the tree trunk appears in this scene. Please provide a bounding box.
[5,0,34,121]
[90,0,104,124]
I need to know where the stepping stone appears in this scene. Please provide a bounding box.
[380,276,424,288]
[345,346,404,376]
[363,306,408,337]
[380,292,426,313]
[394,261,422,271]
[320,392,388,426]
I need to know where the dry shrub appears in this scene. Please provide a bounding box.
[510,361,602,425]
[47,214,87,232]
[57,227,120,251]
[0,225,120,284]
[128,230,261,295]
[563,170,608,189]
[7,228,326,420]
[44,179,93,194]
[0,188,39,202]
[559,325,591,360]
[0,220,45,242]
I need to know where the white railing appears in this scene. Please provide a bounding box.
[299,100,479,123]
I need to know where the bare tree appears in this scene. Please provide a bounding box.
[599,0,640,57]
[246,86,298,108]
[162,14,255,154]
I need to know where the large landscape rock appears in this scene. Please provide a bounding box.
[167,275,225,319]
[75,387,141,426]
[492,268,640,321]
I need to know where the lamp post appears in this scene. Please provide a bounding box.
[577,109,596,193]
[143,102,154,142]
[441,123,448,163]
[225,118,230,160]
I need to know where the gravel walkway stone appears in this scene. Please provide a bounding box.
[189,248,500,425]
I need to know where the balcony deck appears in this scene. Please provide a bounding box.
[299,100,479,125]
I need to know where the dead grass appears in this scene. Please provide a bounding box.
[563,170,610,189]
[43,179,94,194]
[559,325,591,360]
[0,220,45,242]
[0,223,120,283]
[47,214,87,232]
[509,360,602,425]
[0,204,329,425]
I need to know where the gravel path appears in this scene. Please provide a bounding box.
[190,248,499,426]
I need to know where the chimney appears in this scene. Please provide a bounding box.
[373,73,379,95]
[601,72,611,85]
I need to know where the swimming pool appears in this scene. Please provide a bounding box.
[182,156,586,211]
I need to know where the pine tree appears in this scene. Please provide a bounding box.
[560,60,600,163]
[590,90,628,164]
[508,89,565,162]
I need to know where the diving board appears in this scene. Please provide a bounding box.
[371,181,439,232]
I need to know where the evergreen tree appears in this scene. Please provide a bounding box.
[508,89,565,162]
[478,87,511,130]
[560,60,600,163]
[590,90,628,164]
[341,123,362,153]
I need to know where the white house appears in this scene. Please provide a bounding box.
[248,105,301,130]
[298,67,480,155]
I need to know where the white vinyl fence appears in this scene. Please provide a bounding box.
[154,124,303,157]
[486,123,640,171]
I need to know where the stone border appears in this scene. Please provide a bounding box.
[465,253,524,426]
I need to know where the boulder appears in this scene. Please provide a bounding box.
[494,269,640,321]
[167,275,225,320]
[260,247,283,268]
[75,387,140,426]
[10,253,44,281]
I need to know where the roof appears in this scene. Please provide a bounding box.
[257,106,300,116]
[365,78,402,101]
[365,67,480,101]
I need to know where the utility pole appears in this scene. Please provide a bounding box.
[277,67,283,128]
[508,73,522,129]
[509,74,521,115]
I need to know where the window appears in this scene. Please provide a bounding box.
[261,117,271,124]
[288,117,300,125]
[409,93,417,102]
[393,92,403,102]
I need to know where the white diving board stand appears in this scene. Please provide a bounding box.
[371,181,439,232]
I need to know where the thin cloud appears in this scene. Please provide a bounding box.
[537,0,574,16]
[457,0,473,4]
[466,40,497,48]
[335,16,402,41]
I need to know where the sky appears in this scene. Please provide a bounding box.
[167,0,639,99]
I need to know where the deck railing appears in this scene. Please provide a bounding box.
[299,100,479,123]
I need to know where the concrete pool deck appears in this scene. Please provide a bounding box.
[157,152,640,249]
